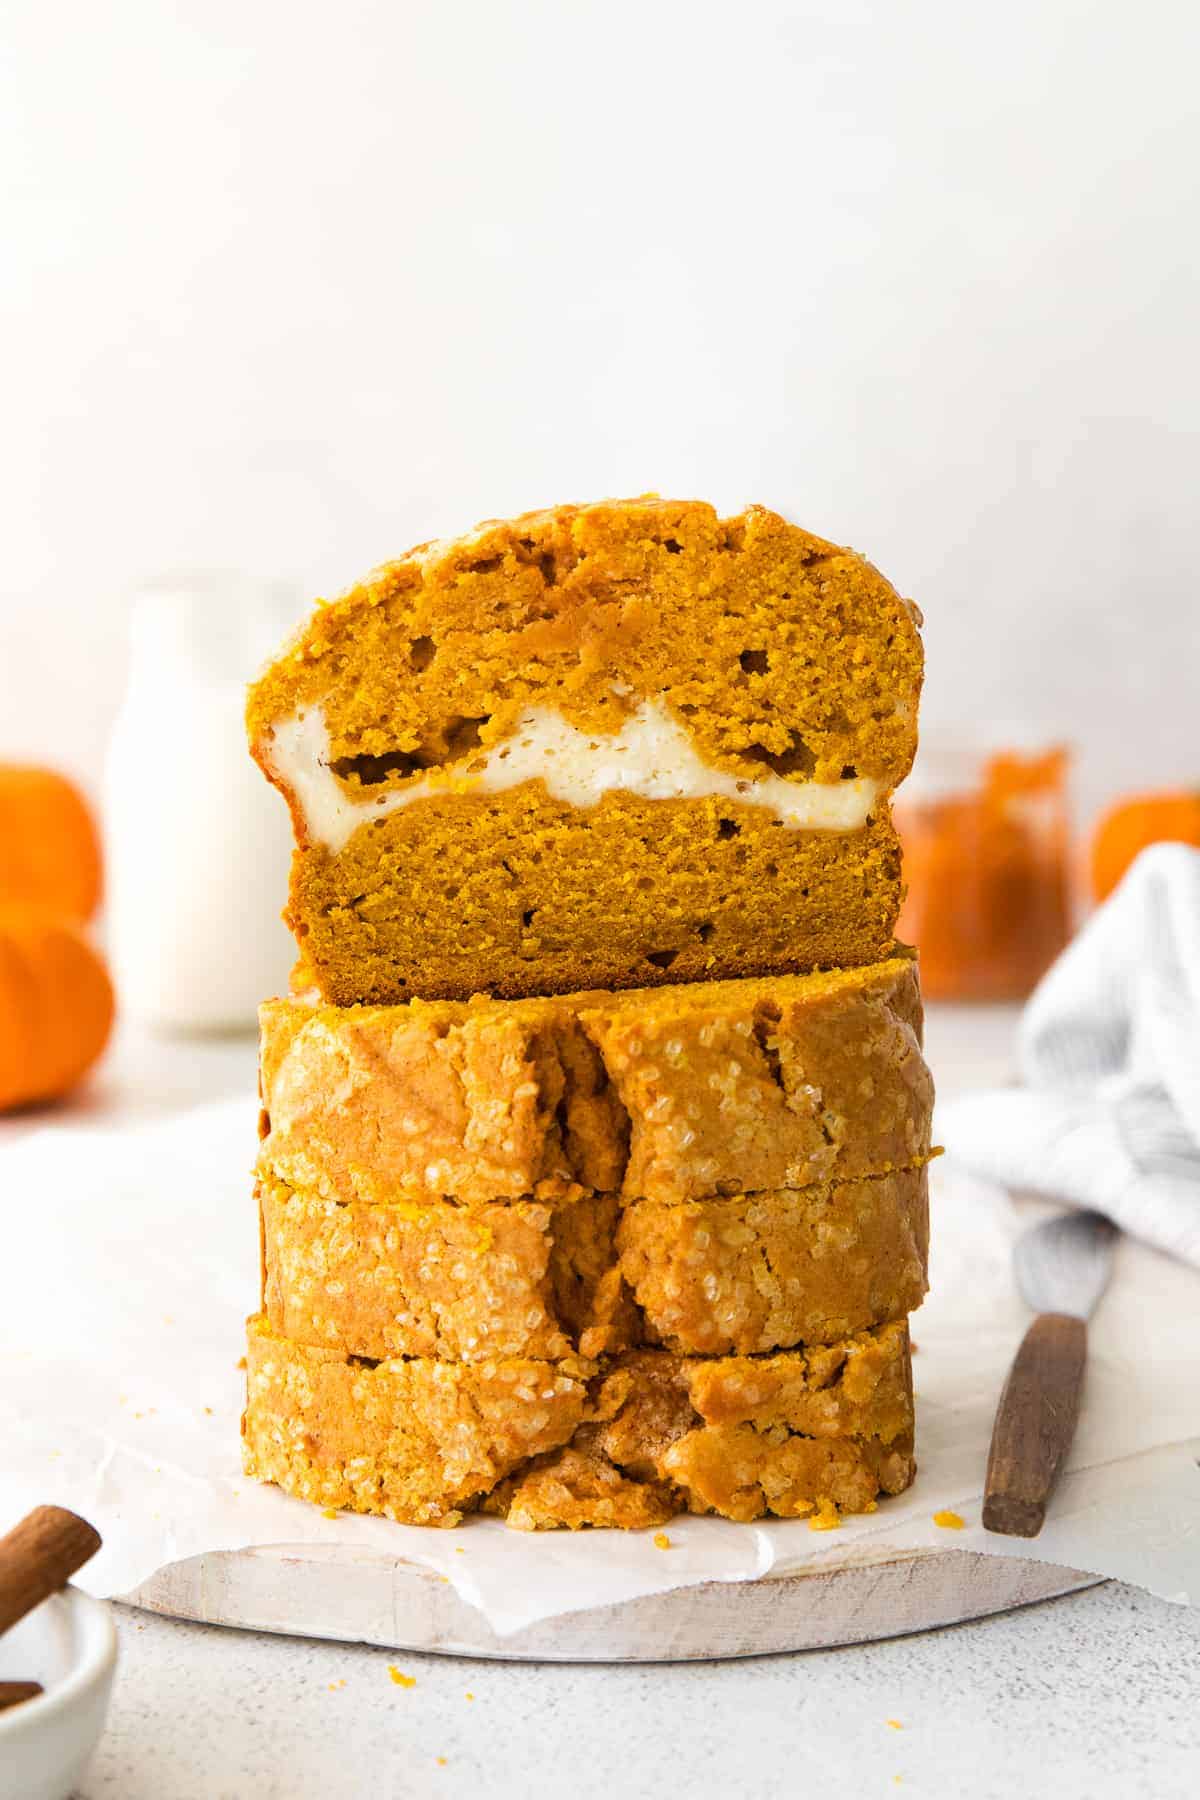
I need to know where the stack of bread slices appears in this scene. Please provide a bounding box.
[242,497,933,1530]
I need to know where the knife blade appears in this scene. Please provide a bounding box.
[983,1209,1117,1538]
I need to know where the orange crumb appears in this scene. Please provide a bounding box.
[454,1546,464,1554]
[887,1719,902,1730]
[653,1532,672,1550]
[388,1666,416,1688]
[203,1406,214,1416]
[327,1680,346,1691]
[437,1758,447,1767]
[236,1356,247,1370]
[465,1691,475,1701]
[322,1508,339,1519]
[933,1510,965,1530]
[808,1497,841,1532]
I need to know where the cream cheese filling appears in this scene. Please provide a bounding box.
[267,701,880,855]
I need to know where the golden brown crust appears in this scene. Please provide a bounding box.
[247,497,922,1004]
[242,1316,913,1529]
[590,955,930,1203]
[259,1181,634,1363]
[260,1167,928,1363]
[257,958,932,1208]
[615,1171,928,1355]
[241,1315,594,1527]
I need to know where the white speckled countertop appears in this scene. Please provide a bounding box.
[89,1583,1199,1799]
[9,1009,1198,1798]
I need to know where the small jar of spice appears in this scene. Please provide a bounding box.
[894,743,1072,1002]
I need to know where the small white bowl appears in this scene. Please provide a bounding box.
[0,1586,117,1800]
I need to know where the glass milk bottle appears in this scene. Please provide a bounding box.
[104,576,301,1030]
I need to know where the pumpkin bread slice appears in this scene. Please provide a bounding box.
[247,497,922,1003]
[242,1316,912,1529]
[257,957,933,1209]
[259,1165,928,1364]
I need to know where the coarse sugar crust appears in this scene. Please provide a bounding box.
[242,1316,914,1529]
[241,1314,595,1528]
[259,1165,929,1363]
[614,1168,928,1356]
[258,1178,634,1364]
[247,497,922,1002]
[257,956,933,1208]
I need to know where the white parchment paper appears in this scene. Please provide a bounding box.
[1,1098,1197,1636]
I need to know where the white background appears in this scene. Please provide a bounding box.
[2,0,1198,827]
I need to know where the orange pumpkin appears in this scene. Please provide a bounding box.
[1089,790,1200,904]
[0,765,103,920]
[0,905,114,1110]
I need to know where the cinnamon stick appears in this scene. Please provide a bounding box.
[0,1680,44,1711]
[0,1506,102,1636]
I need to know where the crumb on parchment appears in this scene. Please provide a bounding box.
[388,1666,416,1688]
[933,1510,964,1530]
[653,1532,672,1550]
[808,1497,841,1532]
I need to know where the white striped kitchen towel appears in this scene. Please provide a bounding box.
[939,842,1200,1267]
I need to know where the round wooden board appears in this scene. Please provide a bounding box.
[125,1545,1103,1662]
